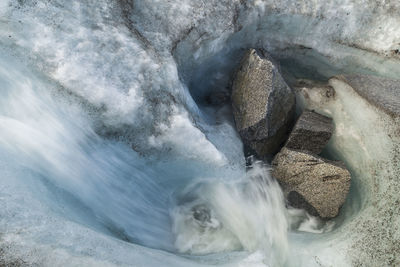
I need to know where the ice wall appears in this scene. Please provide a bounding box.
[4,0,400,139]
[1,0,400,266]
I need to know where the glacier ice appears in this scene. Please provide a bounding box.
[1,0,400,266]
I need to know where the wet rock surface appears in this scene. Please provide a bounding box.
[285,110,333,154]
[231,48,296,157]
[298,74,400,265]
[192,205,211,225]
[231,53,349,218]
[272,148,351,218]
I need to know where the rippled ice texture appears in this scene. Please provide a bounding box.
[0,0,400,266]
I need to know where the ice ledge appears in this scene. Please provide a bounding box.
[334,74,400,118]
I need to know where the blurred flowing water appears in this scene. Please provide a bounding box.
[1,1,400,266]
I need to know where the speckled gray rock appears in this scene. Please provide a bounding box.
[337,74,400,118]
[231,49,296,157]
[285,110,333,154]
[272,148,351,218]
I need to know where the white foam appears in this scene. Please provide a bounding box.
[1,0,400,266]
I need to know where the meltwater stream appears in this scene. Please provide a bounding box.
[0,51,289,266]
[1,0,400,266]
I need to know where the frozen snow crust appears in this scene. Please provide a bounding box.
[1,0,400,266]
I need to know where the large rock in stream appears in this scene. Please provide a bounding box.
[285,110,333,154]
[272,148,351,218]
[231,49,296,157]
[295,74,400,265]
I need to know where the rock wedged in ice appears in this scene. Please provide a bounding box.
[2,0,400,265]
[231,49,295,157]
[297,74,400,266]
[272,148,351,218]
[285,110,333,154]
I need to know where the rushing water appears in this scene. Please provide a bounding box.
[0,50,289,266]
[1,1,400,266]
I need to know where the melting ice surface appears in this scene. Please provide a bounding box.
[0,51,288,266]
[1,0,400,266]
